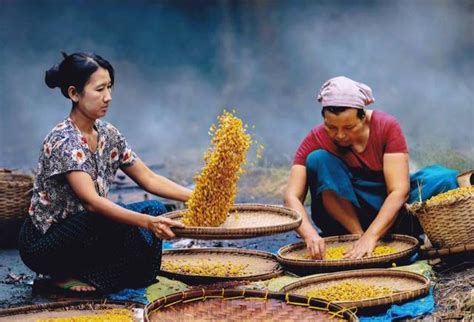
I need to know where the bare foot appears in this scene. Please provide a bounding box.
[54,278,96,292]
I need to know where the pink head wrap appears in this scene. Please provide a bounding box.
[317,76,375,109]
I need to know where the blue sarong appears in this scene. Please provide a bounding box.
[306,150,459,236]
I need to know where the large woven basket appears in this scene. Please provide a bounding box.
[144,288,358,321]
[0,169,33,221]
[0,169,33,247]
[0,300,143,322]
[280,269,430,315]
[405,188,474,248]
[277,234,418,275]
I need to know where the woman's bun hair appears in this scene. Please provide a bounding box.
[44,52,69,89]
[44,63,62,88]
[44,51,114,99]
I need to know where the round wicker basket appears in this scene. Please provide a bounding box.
[0,169,33,247]
[0,169,33,221]
[405,189,474,248]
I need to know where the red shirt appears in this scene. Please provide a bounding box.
[293,110,408,172]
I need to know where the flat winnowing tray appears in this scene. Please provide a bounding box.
[160,248,283,284]
[280,269,430,313]
[163,203,302,239]
[0,300,143,322]
[277,234,418,272]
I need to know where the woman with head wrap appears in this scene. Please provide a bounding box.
[284,76,458,260]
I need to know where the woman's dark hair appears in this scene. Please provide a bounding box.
[321,106,366,120]
[45,52,114,99]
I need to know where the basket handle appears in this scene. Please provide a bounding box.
[456,170,473,187]
[404,201,426,215]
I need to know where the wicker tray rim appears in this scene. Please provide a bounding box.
[405,191,473,213]
[163,203,302,239]
[161,247,283,281]
[0,300,143,317]
[280,269,430,309]
[277,234,418,267]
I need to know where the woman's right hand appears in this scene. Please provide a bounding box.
[303,233,326,260]
[147,216,185,240]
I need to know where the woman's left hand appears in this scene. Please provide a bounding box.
[343,233,378,259]
[148,216,185,240]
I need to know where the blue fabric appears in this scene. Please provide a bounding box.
[409,252,418,263]
[162,241,174,250]
[109,287,148,304]
[119,200,168,246]
[408,165,459,203]
[306,150,459,236]
[359,288,435,321]
[306,150,361,208]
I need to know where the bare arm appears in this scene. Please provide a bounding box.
[284,165,326,259]
[122,159,192,202]
[65,171,184,239]
[345,153,409,258]
[367,153,410,238]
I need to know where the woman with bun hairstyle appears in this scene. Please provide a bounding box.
[19,52,192,293]
[284,76,458,260]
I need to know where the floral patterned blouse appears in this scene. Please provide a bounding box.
[29,118,137,234]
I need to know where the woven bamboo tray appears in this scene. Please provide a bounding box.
[277,234,418,274]
[0,300,143,322]
[144,288,358,321]
[280,269,430,314]
[405,188,474,248]
[162,203,302,239]
[160,248,283,284]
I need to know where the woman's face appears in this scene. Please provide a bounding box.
[75,67,112,119]
[323,108,366,148]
